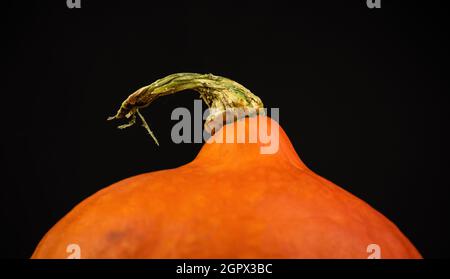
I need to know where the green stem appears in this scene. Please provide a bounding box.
[107,73,264,145]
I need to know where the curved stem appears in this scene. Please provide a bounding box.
[107,73,264,145]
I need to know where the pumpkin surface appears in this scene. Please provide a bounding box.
[32,116,421,259]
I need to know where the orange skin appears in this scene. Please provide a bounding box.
[32,116,422,258]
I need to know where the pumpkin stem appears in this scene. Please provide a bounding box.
[107,73,264,144]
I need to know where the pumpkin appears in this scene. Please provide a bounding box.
[32,73,421,259]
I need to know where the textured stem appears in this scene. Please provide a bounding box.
[108,73,264,144]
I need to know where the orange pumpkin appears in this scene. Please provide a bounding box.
[32,73,421,259]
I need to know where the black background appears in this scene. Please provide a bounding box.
[1,0,449,259]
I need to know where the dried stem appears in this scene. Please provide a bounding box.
[107,73,264,145]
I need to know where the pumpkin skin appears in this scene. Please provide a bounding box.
[32,116,421,259]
